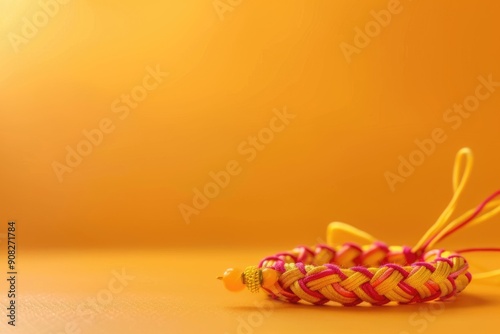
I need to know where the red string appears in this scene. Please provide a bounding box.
[456,248,500,254]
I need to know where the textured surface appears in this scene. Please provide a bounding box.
[2,248,499,334]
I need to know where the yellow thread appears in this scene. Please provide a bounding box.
[340,271,370,291]
[412,148,473,252]
[290,281,319,303]
[327,222,377,246]
[362,247,388,267]
[307,274,342,291]
[406,266,432,288]
[389,285,413,302]
[374,270,405,295]
[352,286,378,304]
[320,284,353,304]
[474,269,500,279]
[385,289,411,303]
[430,261,452,283]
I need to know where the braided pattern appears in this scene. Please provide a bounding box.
[258,243,471,306]
[220,148,500,304]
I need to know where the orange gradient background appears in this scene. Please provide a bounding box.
[1,1,500,333]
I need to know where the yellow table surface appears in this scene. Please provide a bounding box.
[6,248,500,334]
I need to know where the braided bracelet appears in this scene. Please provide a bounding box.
[219,148,500,305]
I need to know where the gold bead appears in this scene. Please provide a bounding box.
[261,268,279,289]
[243,266,261,293]
[221,268,245,292]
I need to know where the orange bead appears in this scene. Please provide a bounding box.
[222,268,245,292]
[261,268,279,289]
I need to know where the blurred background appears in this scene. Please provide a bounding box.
[1,0,500,252]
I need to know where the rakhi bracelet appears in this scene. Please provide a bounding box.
[219,148,500,306]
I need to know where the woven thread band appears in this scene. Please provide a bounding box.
[221,148,500,305]
[258,244,470,305]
